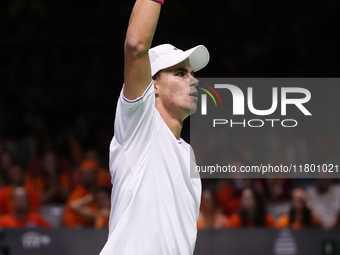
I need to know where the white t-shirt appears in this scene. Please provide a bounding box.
[99,82,202,255]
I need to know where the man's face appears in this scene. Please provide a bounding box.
[8,166,25,186]
[81,169,97,188]
[12,187,29,212]
[292,196,304,212]
[154,59,199,120]
[241,188,256,211]
[201,190,216,212]
[42,152,57,173]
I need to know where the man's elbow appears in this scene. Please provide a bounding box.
[124,38,150,59]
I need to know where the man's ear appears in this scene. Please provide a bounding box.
[153,80,160,96]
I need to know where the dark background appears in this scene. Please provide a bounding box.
[0,0,339,162]
[0,1,340,253]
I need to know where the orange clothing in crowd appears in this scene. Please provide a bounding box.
[0,185,40,214]
[94,214,109,228]
[97,168,112,187]
[63,186,97,227]
[0,212,51,228]
[276,214,320,229]
[72,167,111,188]
[197,213,229,229]
[276,215,302,229]
[217,186,240,216]
[229,213,275,228]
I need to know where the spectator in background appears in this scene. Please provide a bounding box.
[30,149,71,204]
[0,187,51,228]
[0,150,22,187]
[26,146,72,178]
[306,179,340,229]
[72,151,111,188]
[63,159,99,227]
[229,187,275,228]
[84,149,111,187]
[253,178,292,203]
[216,179,240,216]
[0,163,40,214]
[276,188,321,229]
[197,189,229,229]
[69,185,111,228]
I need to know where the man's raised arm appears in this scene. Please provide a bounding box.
[123,0,161,100]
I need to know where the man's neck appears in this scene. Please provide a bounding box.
[155,103,184,140]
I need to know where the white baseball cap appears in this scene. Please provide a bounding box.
[149,44,210,77]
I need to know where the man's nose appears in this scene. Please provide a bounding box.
[190,77,199,87]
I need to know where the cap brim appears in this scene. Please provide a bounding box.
[152,45,210,76]
[185,45,210,72]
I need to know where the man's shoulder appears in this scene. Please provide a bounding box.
[181,139,195,153]
[179,138,190,146]
[119,81,154,107]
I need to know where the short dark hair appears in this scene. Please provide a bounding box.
[152,70,162,81]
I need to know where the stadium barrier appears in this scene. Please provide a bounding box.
[0,228,340,255]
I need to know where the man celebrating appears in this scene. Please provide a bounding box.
[99,0,209,254]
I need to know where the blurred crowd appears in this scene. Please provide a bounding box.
[0,0,340,229]
[198,178,340,230]
[2,144,340,231]
[0,148,111,228]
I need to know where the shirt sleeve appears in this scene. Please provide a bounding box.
[114,81,156,151]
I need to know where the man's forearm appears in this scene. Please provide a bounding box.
[125,0,161,56]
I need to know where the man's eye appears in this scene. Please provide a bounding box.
[177,72,185,76]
